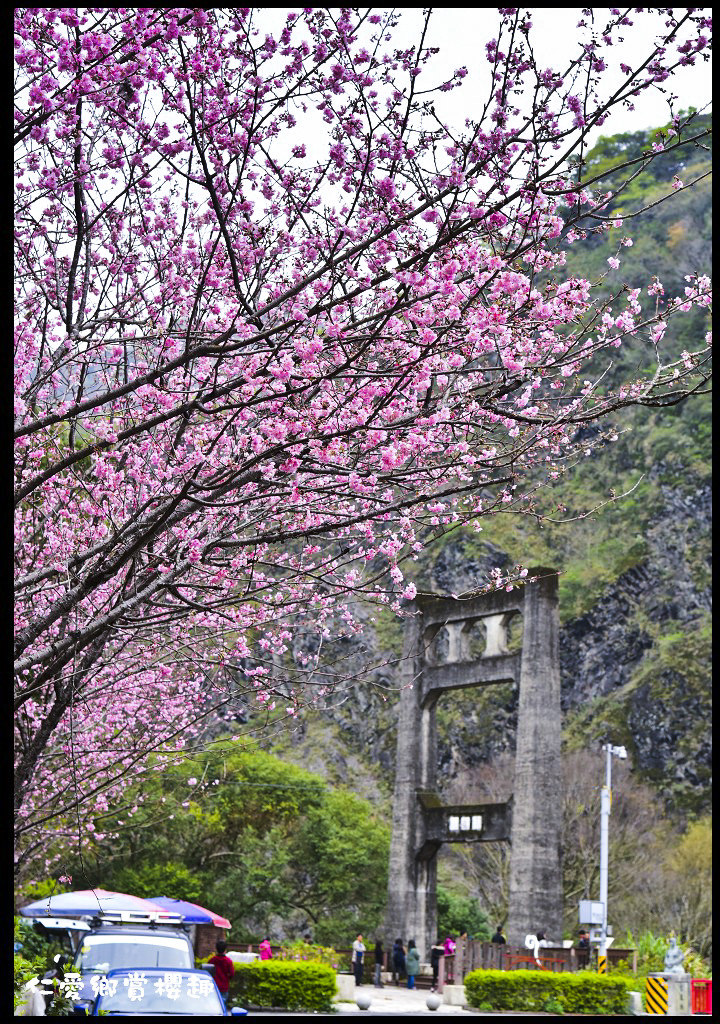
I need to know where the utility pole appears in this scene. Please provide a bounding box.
[598,743,627,973]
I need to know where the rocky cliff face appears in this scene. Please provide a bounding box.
[558,481,711,813]
[298,476,711,818]
[561,481,711,704]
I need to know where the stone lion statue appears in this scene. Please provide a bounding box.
[663,937,685,975]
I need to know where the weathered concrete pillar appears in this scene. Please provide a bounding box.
[419,696,438,791]
[506,569,563,945]
[386,610,425,944]
[417,692,439,951]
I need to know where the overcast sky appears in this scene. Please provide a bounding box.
[412,7,712,144]
[248,8,712,174]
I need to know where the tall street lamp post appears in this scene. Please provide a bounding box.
[598,743,627,973]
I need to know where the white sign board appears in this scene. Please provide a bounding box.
[578,900,604,925]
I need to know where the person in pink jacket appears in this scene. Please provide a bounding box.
[259,937,273,960]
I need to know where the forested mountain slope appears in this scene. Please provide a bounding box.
[273,114,712,818]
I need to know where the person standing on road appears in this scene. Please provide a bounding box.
[491,925,506,944]
[207,940,235,1009]
[392,938,406,985]
[373,940,385,987]
[405,939,420,990]
[258,937,273,960]
[576,930,591,968]
[352,933,366,986]
[430,939,445,992]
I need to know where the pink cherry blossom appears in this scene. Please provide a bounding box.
[13,7,712,881]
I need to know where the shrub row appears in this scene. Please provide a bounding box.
[464,969,630,1015]
[229,960,337,1013]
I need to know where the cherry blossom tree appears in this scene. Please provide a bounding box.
[14,8,711,879]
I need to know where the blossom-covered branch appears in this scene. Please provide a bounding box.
[14,7,711,877]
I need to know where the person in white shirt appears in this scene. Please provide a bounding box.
[351,934,366,986]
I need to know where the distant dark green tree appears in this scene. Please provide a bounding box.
[436,885,491,941]
[104,861,206,905]
[73,741,390,946]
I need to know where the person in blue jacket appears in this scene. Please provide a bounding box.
[405,939,420,989]
[391,938,406,985]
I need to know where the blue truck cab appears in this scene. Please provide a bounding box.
[29,911,196,1015]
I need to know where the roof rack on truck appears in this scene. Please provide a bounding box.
[30,917,91,932]
[87,910,186,925]
[30,909,185,926]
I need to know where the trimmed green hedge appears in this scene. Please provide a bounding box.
[229,960,337,1012]
[464,969,630,1015]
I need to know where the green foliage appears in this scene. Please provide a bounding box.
[104,861,206,904]
[420,461,656,627]
[277,938,349,972]
[436,886,491,940]
[76,739,390,947]
[628,931,671,974]
[14,916,66,960]
[578,111,711,204]
[13,953,76,1016]
[608,975,648,1012]
[615,930,711,979]
[14,953,46,1011]
[282,787,391,945]
[44,978,76,1016]
[464,969,629,1015]
[679,948,712,980]
[665,818,712,961]
[229,960,336,1012]
[13,917,72,1014]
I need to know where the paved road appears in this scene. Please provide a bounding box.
[335,984,480,1014]
[245,984,484,1015]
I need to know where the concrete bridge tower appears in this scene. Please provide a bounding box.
[386,569,563,955]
